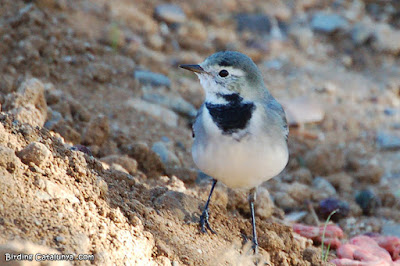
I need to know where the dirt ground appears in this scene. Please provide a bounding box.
[0,0,400,265]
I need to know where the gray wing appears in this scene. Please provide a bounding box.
[266,98,289,141]
[192,104,204,138]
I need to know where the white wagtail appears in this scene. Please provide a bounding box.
[180,51,289,253]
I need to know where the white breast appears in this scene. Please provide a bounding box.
[192,105,288,189]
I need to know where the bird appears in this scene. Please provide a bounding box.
[180,51,289,253]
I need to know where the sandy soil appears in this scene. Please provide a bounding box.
[0,0,400,265]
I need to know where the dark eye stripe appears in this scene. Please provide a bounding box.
[219,70,229,77]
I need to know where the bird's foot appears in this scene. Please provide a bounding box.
[252,240,259,255]
[199,209,216,234]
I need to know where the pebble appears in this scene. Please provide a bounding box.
[351,23,373,45]
[255,187,274,219]
[0,145,21,173]
[312,178,337,202]
[318,198,350,221]
[152,142,180,167]
[372,23,400,55]
[381,222,400,238]
[85,62,114,83]
[142,92,197,118]
[311,13,349,34]
[134,70,171,87]
[3,78,47,127]
[154,4,186,24]
[82,115,110,146]
[100,155,138,175]
[325,172,354,194]
[44,108,63,129]
[274,182,312,210]
[153,190,200,222]
[236,14,272,34]
[312,177,336,196]
[376,131,400,150]
[280,97,325,126]
[304,145,346,176]
[165,166,198,184]
[17,142,51,167]
[125,98,179,128]
[122,141,165,178]
[355,189,381,215]
[383,107,396,116]
[354,163,383,184]
[287,167,313,184]
[44,180,80,203]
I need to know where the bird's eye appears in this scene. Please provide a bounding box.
[218,70,229,77]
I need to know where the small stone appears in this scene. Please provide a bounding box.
[146,34,164,50]
[45,180,80,203]
[100,155,138,175]
[85,63,114,83]
[17,142,51,167]
[125,98,179,127]
[152,142,180,167]
[255,187,274,219]
[318,198,350,221]
[142,92,197,118]
[372,23,400,55]
[354,163,383,184]
[236,14,272,34]
[311,13,349,34]
[3,78,47,127]
[382,222,400,238]
[289,168,313,184]
[325,172,354,194]
[304,145,346,176]
[284,211,308,223]
[312,177,336,197]
[351,23,373,45]
[71,144,93,156]
[0,145,20,173]
[122,142,165,178]
[273,191,297,210]
[280,97,325,126]
[316,82,337,94]
[355,189,381,215]
[303,247,323,265]
[82,115,110,146]
[274,182,312,210]
[165,166,198,184]
[376,131,400,150]
[154,4,186,24]
[55,235,66,244]
[289,26,314,51]
[134,70,171,87]
[153,190,200,222]
[44,108,63,129]
[384,108,396,116]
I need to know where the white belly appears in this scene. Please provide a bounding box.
[192,108,288,189]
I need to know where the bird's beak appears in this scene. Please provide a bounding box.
[179,64,207,74]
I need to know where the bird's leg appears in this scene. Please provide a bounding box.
[249,188,258,254]
[199,179,217,234]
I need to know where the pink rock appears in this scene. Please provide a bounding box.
[292,223,343,249]
[332,235,400,266]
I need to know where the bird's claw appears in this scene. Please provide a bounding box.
[199,210,216,234]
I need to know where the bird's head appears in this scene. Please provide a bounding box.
[180,51,267,103]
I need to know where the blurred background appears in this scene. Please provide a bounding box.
[0,0,400,265]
